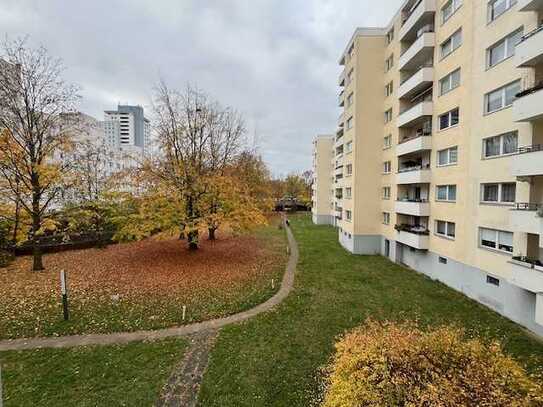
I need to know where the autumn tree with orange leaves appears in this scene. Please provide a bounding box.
[0,38,80,271]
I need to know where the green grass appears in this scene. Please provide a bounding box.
[0,338,186,406]
[198,214,543,407]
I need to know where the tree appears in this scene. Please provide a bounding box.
[150,82,245,250]
[233,150,274,212]
[0,38,80,270]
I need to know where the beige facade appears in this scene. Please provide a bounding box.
[311,135,335,225]
[320,0,543,336]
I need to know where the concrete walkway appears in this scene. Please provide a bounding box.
[0,220,299,352]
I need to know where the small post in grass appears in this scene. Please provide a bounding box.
[0,364,4,407]
[182,305,186,321]
[60,269,69,321]
[271,279,275,289]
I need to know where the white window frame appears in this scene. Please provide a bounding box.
[384,109,393,123]
[488,0,517,23]
[346,163,353,176]
[486,28,523,69]
[383,186,391,200]
[482,131,518,159]
[383,212,391,225]
[480,182,516,204]
[345,141,353,153]
[385,54,394,72]
[385,81,394,97]
[346,116,353,130]
[484,80,521,114]
[383,135,392,149]
[345,187,352,199]
[439,107,460,130]
[437,146,458,167]
[441,0,462,24]
[383,161,392,174]
[440,29,462,59]
[436,185,457,202]
[386,28,394,44]
[347,92,354,106]
[439,68,461,96]
[346,210,352,222]
[435,220,456,239]
[479,227,514,254]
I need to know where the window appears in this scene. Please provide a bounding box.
[488,0,517,23]
[385,81,394,97]
[346,210,352,221]
[347,92,354,106]
[442,0,462,24]
[346,164,353,175]
[479,227,513,253]
[485,80,521,114]
[383,186,391,200]
[481,183,516,203]
[385,54,394,72]
[383,212,391,225]
[483,131,518,158]
[345,141,353,153]
[487,275,500,286]
[436,185,457,201]
[439,108,459,130]
[383,161,392,174]
[440,68,461,95]
[384,109,393,123]
[384,135,392,149]
[487,29,523,68]
[441,29,462,59]
[437,146,458,166]
[386,28,394,44]
[439,256,448,264]
[347,68,354,84]
[346,116,353,129]
[436,220,456,238]
[346,187,352,199]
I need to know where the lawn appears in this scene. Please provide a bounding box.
[198,214,543,407]
[0,216,287,339]
[0,337,186,407]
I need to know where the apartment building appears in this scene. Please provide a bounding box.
[316,0,543,337]
[104,105,151,152]
[311,135,335,225]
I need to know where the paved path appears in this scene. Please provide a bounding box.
[0,219,299,352]
[155,330,218,407]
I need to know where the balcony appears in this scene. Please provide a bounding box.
[399,32,435,71]
[396,135,432,156]
[338,112,345,127]
[399,0,436,41]
[518,0,543,11]
[513,83,543,122]
[335,165,344,176]
[395,199,430,216]
[338,70,346,87]
[338,91,345,107]
[510,258,543,293]
[397,165,431,184]
[511,146,543,177]
[395,224,430,250]
[398,101,433,128]
[510,204,543,238]
[398,66,434,99]
[515,25,543,68]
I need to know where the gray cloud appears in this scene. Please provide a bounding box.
[1,0,402,176]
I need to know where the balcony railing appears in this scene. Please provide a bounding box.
[399,131,431,144]
[516,81,543,99]
[399,92,433,115]
[399,28,435,57]
[512,256,543,268]
[519,24,543,44]
[397,198,428,203]
[513,202,543,211]
[399,63,434,86]
[394,224,430,235]
[401,0,424,24]
[517,144,543,154]
[398,163,431,173]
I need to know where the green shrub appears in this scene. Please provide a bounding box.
[323,320,543,407]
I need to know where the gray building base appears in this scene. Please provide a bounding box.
[337,232,543,338]
[312,214,335,225]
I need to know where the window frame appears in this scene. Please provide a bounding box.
[439,107,460,130]
[488,0,517,23]
[436,184,457,202]
[383,212,391,225]
[482,131,518,159]
[486,28,523,69]
[383,161,392,174]
[439,68,461,96]
[441,0,463,25]
[437,146,458,167]
[435,220,456,239]
[480,182,516,204]
[383,186,391,200]
[440,28,463,59]
[384,108,393,123]
[346,163,353,176]
[383,134,392,149]
[479,227,514,254]
[484,80,521,115]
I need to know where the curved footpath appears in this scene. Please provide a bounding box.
[0,219,299,352]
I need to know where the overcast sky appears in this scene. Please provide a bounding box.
[1,0,402,176]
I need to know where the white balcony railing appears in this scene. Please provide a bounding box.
[396,166,431,184]
[399,32,435,71]
[513,83,543,122]
[399,0,437,41]
[511,146,543,177]
[510,258,543,293]
[395,200,431,216]
[398,66,434,99]
[515,25,543,67]
[398,101,433,128]
[396,135,432,156]
[395,225,430,249]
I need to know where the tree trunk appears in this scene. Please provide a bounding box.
[12,198,20,245]
[208,227,217,240]
[188,230,199,250]
[179,224,186,240]
[32,245,44,271]
[31,172,44,271]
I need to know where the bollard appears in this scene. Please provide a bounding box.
[271,279,275,289]
[182,305,186,321]
[60,270,69,321]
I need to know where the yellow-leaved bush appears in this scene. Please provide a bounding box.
[323,320,543,407]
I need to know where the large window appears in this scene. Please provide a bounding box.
[485,80,521,114]
[436,220,456,239]
[441,29,462,59]
[437,146,458,166]
[383,161,392,174]
[488,0,517,23]
[483,131,518,158]
[440,68,461,95]
[383,186,391,200]
[479,227,513,253]
[442,0,462,24]
[487,28,523,68]
[436,185,457,202]
[481,183,516,203]
[439,108,459,130]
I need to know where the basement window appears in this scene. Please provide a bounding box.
[486,275,500,286]
[439,257,448,264]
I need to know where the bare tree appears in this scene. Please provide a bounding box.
[0,38,80,270]
[151,82,245,249]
